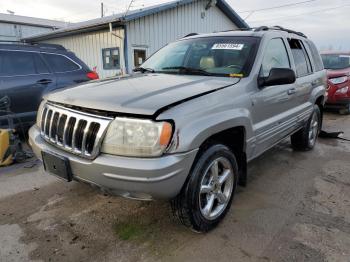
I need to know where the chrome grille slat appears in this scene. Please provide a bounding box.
[81,121,91,154]
[39,103,112,159]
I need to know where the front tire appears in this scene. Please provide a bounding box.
[291,104,321,151]
[171,144,238,232]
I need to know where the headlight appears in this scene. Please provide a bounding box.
[335,86,349,94]
[36,101,46,127]
[329,76,348,85]
[101,118,173,157]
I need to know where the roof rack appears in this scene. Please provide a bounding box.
[183,33,199,38]
[0,41,66,51]
[253,26,307,38]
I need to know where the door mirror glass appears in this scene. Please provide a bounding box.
[258,68,296,87]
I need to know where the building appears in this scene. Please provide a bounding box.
[0,13,67,41]
[23,0,248,79]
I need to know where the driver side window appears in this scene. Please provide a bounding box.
[260,38,290,77]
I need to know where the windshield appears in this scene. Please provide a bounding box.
[321,54,350,70]
[141,37,259,77]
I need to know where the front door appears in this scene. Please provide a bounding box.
[251,38,299,156]
[0,50,56,126]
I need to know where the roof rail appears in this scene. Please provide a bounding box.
[253,25,307,38]
[31,43,67,51]
[183,33,199,38]
[217,27,253,33]
[0,41,66,51]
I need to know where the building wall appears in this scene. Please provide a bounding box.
[41,28,126,79]
[37,0,238,78]
[0,22,53,41]
[125,0,237,72]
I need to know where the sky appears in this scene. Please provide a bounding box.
[1,0,350,50]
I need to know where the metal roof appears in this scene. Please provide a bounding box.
[0,13,69,28]
[23,0,249,41]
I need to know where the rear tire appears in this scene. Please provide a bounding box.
[291,104,321,151]
[171,144,238,232]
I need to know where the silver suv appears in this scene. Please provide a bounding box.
[29,27,327,232]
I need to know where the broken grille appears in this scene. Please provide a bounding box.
[39,103,112,159]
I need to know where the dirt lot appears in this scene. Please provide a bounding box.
[0,112,350,262]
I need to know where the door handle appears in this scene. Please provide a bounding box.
[287,88,297,95]
[37,79,52,85]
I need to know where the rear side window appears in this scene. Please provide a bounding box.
[260,38,290,77]
[43,53,80,73]
[306,41,324,72]
[288,39,312,77]
[33,54,50,74]
[0,51,36,76]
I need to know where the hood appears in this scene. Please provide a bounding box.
[326,68,350,79]
[45,74,239,116]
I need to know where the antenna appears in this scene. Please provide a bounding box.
[124,0,135,18]
[101,2,104,18]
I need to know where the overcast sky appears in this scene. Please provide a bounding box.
[1,0,350,50]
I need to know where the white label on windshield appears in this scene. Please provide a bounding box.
[212,43,244,50]
[340,55,350,58]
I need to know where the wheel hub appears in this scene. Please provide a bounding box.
[199,157,234,220]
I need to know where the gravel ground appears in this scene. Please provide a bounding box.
[0,112,349,262]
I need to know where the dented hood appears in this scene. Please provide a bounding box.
[45,74,239,116]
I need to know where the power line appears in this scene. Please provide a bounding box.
[238,0,317,13]
[249,4,350,23]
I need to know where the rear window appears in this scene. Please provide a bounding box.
[288,39,312,77]
[306,41,324,72]
[43,53,80,73]
[0,51,36,76]
[321,54,350,70]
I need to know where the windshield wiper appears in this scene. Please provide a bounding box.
[161,66,214,76]
[133,67,155,73]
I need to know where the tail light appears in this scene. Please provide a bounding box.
[86,71,99,80]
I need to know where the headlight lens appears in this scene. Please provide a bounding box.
[101,118,173,157]
[329,76,348,85]
[335,86,349,94]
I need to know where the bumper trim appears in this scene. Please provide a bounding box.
[29,125,198,199]
[103,169,182,182]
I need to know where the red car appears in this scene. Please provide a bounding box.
[321,51,350,113]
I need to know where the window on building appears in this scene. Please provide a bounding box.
[102,48,120,70]
[288,39,312,77]
[43,53,80,73]
[0,51,36,76]
[133,49,147,68]
[260,38,290,77]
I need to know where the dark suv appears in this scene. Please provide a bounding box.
[0,43,99,129]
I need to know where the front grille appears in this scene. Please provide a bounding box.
[39,103,112,159]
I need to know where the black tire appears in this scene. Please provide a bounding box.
[339,103,350,115]
[291,104,321,151]
[171,144,238,232]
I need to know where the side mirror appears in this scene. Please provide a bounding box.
[258,68,296,88]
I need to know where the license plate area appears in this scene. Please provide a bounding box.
[42,151,72,182]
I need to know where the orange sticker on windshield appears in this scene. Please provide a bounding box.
[230,73,243,78]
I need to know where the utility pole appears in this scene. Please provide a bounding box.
[101,2,104,18]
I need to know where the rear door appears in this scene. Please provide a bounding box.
[42,52,89,89]
[251,37,299,155]
[0,50,56,126]
[288,39,315,123]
